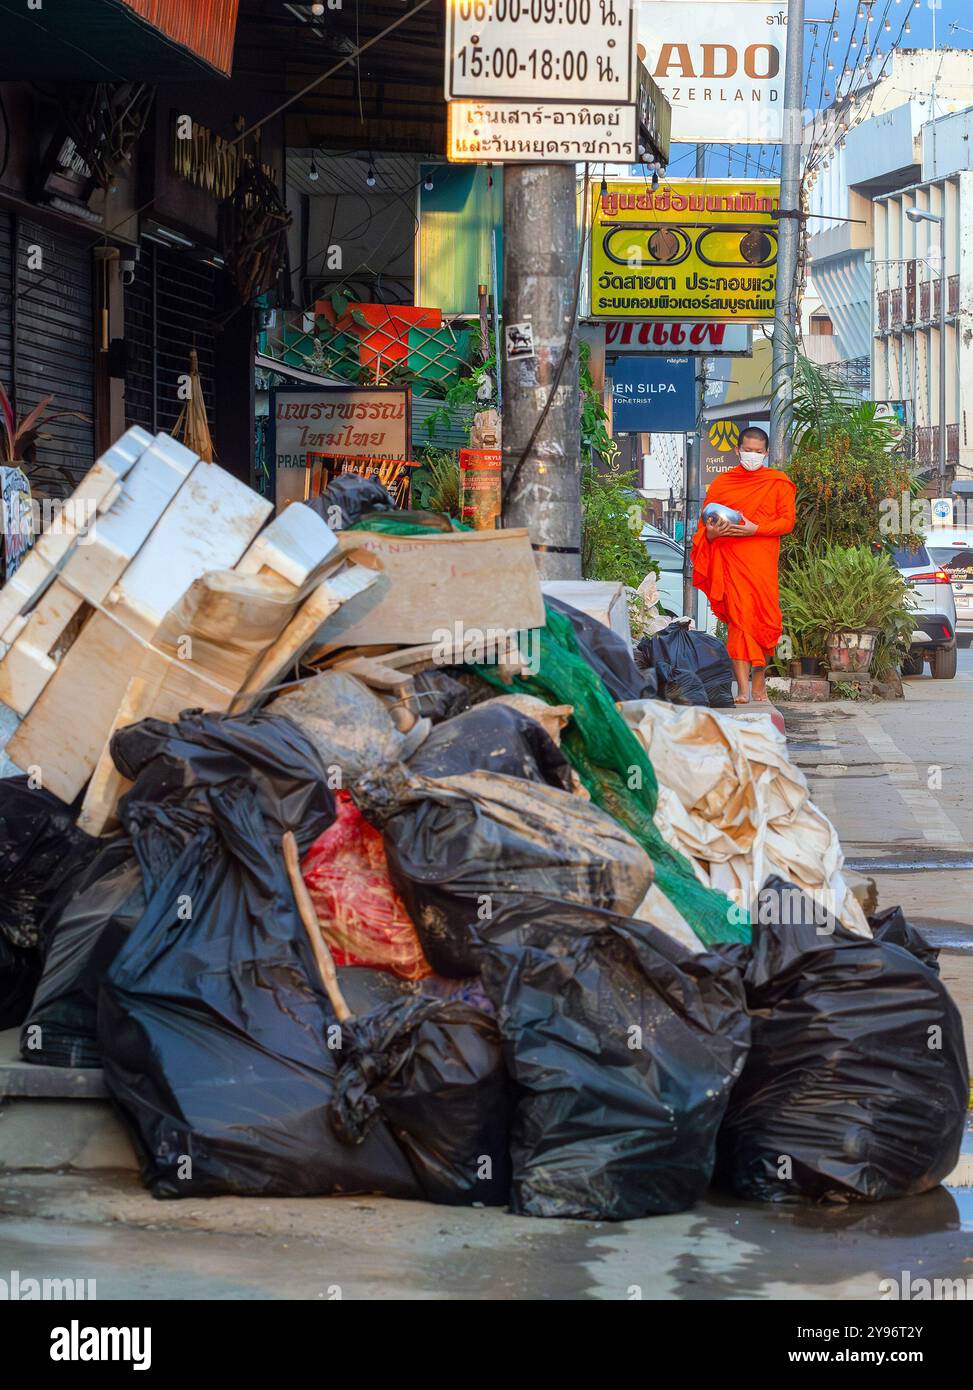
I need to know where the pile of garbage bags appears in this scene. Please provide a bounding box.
[0,592,967,1221]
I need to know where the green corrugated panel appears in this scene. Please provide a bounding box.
[419,166,502,318]
[407,325,473,397]
[411,396,474,451]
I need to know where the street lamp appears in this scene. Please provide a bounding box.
[906,205,948,493]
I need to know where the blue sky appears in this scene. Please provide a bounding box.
[666,0,973,179]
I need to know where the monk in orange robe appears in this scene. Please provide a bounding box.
[691,427,796,704]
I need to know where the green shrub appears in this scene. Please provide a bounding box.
[779,543,916,678]
[410,447,461,516]
[581,463,655,589]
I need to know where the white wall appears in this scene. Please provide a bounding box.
[872,171,973,480]
[922,106,973,181]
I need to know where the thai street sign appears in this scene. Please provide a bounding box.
[271,386,410,511]
[589,177,779,322]
[447,100,639,163]
[446,57,669,164]
[601,321,752,354]
[637,0,787,144]
[609,355,696,432]
[445,0,635,104]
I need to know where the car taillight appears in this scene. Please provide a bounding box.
[908,570,951,584]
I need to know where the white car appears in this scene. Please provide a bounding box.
[889,539,958,679]
[641,525,717,634]
[923,528,973,648]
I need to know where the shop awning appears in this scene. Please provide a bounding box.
[0,0,241,80]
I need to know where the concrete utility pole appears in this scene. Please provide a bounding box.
[769,0,806,464]
[683,143,707,624]
[501,164,582,581]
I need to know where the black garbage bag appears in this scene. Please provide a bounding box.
[716,877,968,1203]
[330,995,510,1206]
[306,472,396,530]
[111,709,334,849]
[637,620,735,707]
[21,837,145,1067]
[546,595,655,702]
[101,778,505,1205]
[407,701,575,791]
[99,780,423,1199]
[353,763,653,977]
[869,904,939,974]
[410,669,472,724]
[0,777,99,951]
[476,897,751,1220]
[0,935,41,1033]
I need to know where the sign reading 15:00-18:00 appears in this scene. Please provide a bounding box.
[456,45,591,82]
[445,0,634,103]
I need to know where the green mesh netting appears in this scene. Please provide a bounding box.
[347,513,748,945]
[473,606,749,946]
[349,511,470,534]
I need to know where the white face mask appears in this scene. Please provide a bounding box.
[739,449,767,471]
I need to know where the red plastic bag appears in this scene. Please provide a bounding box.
[302,791,431,980]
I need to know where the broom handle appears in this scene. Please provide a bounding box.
[282,831,353,1023]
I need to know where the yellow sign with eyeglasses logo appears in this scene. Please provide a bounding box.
[589,178,780,322]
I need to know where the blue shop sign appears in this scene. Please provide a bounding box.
[610,355,695,432]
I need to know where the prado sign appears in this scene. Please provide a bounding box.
[638,0,788,144]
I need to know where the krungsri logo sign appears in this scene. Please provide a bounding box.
[638,1,788,144]
[709,419,741,452]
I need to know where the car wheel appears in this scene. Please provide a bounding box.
[931,644,958,679]
[900,653,924,676]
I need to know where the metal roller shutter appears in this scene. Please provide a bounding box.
[0,211,12,396]
[124,242,218,438]
[14,218,94,497]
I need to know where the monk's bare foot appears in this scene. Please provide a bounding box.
[734,694,750,705]
[750,670,768,702]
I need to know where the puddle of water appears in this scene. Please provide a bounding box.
[848,858,973,871]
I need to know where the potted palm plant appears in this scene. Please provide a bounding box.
[0,380,88,501]
[779,543,916,677]
[1,383,58,469]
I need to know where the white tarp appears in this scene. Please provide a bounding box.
[622,698,871,938]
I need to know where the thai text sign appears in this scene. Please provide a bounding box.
[446,0,634,103]
[272,387,410,510]
[602,321,751,353]
[447,100,638,162]
[589,178,779,322]
[638,1,787,144]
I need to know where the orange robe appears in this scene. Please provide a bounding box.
[690,465,796,666]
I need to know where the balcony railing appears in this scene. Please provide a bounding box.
[915,425,960,466]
